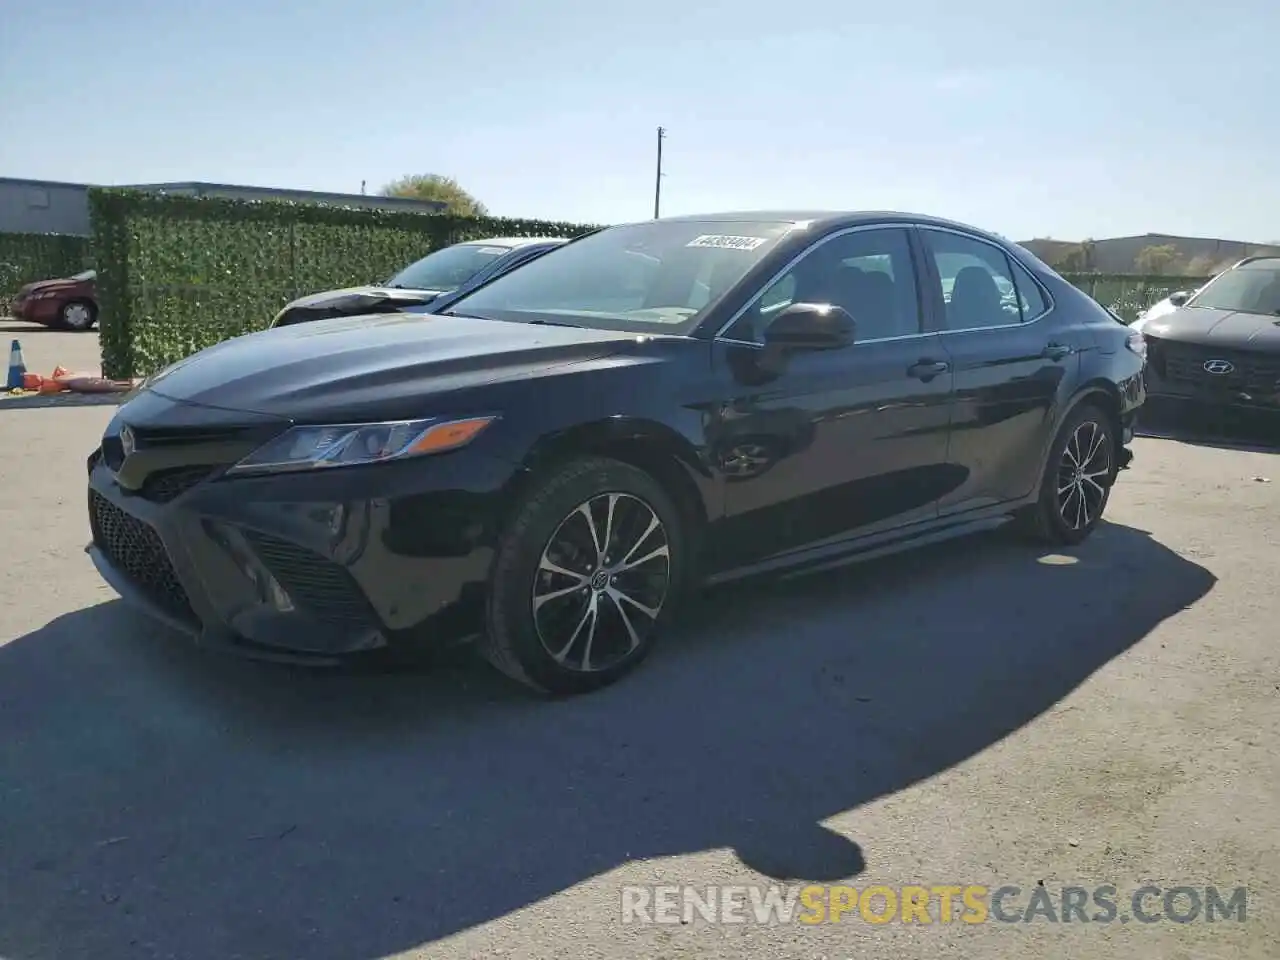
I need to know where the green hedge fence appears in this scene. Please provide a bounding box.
[88,188,599,379]
[0,232,93,305]
[78,188,1208,378]
[1063,273,1212,324]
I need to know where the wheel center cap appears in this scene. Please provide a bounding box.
[589,569,610,592]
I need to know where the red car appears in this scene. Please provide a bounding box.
[9,269,98,331]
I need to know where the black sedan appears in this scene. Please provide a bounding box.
[1139,255,1280,417]
[270,236,567,327]
[86,211,1145,695]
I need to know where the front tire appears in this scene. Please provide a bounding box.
[60,300,96,331]
[1016,401,1117,546]
[481,456,687,695]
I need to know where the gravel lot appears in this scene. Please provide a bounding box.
[2,327,1277,960]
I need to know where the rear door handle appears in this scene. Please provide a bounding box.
[908,359,950,381]
[1042,342,1072,361]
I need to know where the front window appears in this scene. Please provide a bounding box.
[386,243,513,291]
[724,227,921,343]
[71,269,96,281]
[443,220,796,333]
[1188,259,1280,316]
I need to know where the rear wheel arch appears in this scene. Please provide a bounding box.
[1032,381,1124,493]
[1064,380,1124,442]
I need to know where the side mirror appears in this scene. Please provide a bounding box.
[1168,291,1191,307]
[762,302,856,351]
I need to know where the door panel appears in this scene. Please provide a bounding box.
[704,226,958,570]
[916,227,1083,513]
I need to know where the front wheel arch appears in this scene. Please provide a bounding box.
[497,418,714,565]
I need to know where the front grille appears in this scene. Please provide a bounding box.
[242,530,376,626]
[1154,340,1280,392]
[88,490,196,622]
[138,465,218,503]
[131,424,262,446]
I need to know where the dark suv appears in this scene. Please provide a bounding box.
[1140,255,1280,417]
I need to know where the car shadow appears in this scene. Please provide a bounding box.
[0,320,66,334]
[0,521,1214,959]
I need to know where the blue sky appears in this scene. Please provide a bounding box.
[3,0,1277,242]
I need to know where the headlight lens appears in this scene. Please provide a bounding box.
[226,415,497,476]
[1125,329,1147,361]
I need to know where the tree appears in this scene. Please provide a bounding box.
[380,174,488,217]
[1185,253,1220,277]
[1134,243,1182,275]
[1056,239,1097,272]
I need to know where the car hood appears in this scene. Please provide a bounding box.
[285,285,446,311]
[145,312,639,421]
[1143,306,1280,349]
[17,278,82,296]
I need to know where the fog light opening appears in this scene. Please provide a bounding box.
[265,574,295,613]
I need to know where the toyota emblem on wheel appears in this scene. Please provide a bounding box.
[1203,359,1235,375]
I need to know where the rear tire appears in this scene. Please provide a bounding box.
[480,456,687,696]
[1015,401,1117,546]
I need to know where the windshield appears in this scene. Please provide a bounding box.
[71,269,96,281]
[1188,260,1280,315]
[386,243,513,291]
[443,219,795,333]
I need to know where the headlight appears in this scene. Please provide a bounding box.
[1124,329,1147,361]
[225,415,498,476]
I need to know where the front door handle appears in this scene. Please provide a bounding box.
[908,359,950,381]
[1042,342,1072,361]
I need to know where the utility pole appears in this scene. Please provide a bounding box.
[653,126,666,219]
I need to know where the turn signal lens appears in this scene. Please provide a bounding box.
[406,417,497,455]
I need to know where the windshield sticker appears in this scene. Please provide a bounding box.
[686,234,769,251]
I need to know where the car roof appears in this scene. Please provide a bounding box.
[626,210,1010,243]
[1233,255,1280,269]
[458,236,569,249]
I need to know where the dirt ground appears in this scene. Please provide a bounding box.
[1,326,1277,960]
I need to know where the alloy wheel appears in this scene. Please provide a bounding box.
[532,492,671,673]
[1056,420,1112,531]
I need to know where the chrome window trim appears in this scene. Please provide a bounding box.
[711,221,928,346]
[915,225,1057,334]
